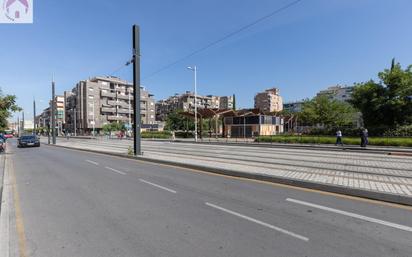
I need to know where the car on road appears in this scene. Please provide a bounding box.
[4,129,14,139]
[18,135,40,148]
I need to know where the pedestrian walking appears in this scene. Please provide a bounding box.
[335,130,343,146]
[360,128,369,147]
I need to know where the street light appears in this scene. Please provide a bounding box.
[187,66,198,142]
[92,101,95,136]
[128,87,132,135]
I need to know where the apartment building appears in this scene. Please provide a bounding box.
[35,95,65,132]
[65,76,155,134]
[316,85,354,102]
[219,95,234,109]
[283,101,304,113]
[156,92,234,121]
[254,88,283,113]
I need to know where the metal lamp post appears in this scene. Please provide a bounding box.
[187,66,198,142]
[128,88,132,135]
[92,101,95,136]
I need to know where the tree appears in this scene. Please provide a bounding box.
[0,90,21,130]
[102,122,126,134]
[350,60,412,131]
[165,110,194,131]
[300,95,356,128]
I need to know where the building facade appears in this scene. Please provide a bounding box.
[156,92,234,121]
[219,95,234,109]
[254,88,283,113]
[316,85,354,102]
[64,76,156,134]
[283,101,304,113]
[224,115,284,138]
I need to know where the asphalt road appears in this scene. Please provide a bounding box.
[5,139,412,257]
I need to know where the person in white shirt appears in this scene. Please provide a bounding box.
[336,130,343,146]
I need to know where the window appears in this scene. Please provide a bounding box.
[88,95,94,99]
[89,87,94,92]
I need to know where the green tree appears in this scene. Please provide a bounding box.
[350,60,412,130]
[165,110,194,131]
[300,95,356,128]
[0,90,21,130]
[102,122,126,134]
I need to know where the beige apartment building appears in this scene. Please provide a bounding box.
[254,88,283,113]
[316,85,354,102]
[65,76,155,135]
[156,92,234,121]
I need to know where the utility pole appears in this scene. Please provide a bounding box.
[17,116,20,137]
[187,66,198,142]
[133,24,141,155]
[73,108,77,137]
[128,88,131,134]
[47,122,50,144]
[33,98,36,135]
[92,102,95,137]
[51,79,56,144]
[22,111,25,134]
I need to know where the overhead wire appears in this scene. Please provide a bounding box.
[142,0,303,81]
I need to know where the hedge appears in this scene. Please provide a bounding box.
[255,135,412,147]
[141,131,171,139]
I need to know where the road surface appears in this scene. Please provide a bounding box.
[3,139,412,257]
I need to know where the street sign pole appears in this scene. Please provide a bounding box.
[33,99,36,135]
[133,25,142,156]
[51,80,56,144]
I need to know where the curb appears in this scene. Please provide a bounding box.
[46,144,412,206]
[0,145,10,257]
[388,152,412,157]
[0,146,6,214]
[174,140,412,155]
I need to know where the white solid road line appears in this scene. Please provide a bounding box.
[105,167,126,175]
[205,202,309,242]
[286,198,412,233]
[85,160,99,165]
[139,179,177,194]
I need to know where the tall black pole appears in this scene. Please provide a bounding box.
[51,80,56,144]
[22,111,25,134]
[133,25,141,155]
[17,116,20,137]
[33,99,36,135]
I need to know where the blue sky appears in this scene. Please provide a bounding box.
[1,0,412,121]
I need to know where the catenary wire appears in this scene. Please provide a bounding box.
[142,0,303,81]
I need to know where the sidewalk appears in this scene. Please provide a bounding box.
[58,136,412,154]
[44,138,412,206]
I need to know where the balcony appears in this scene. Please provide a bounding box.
[101,91,116,98]
[107,115,128,121]
[117,109,134,114]
[107,100,128,108]
[117,94,133,100]
[101,107,116,113]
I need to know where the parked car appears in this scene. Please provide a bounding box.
[18,135,40,148]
